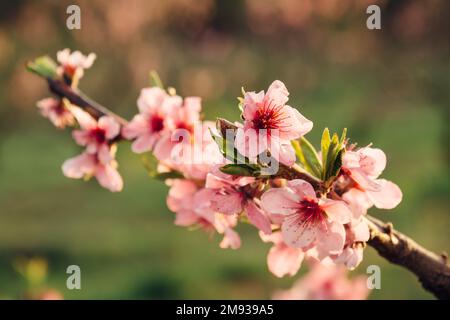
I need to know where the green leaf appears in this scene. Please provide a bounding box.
[328,149,344,182]
[292,138,322,178]
[26,56,58,78]
[209,128,248,164]
[154,171,184,181]
[321,128,331,178]
[219,164,259,177]
[149,70,163,88]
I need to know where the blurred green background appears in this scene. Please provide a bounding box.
[0,0,449,299]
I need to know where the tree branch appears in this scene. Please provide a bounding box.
[47,78,129,126]
[365,215,450,299]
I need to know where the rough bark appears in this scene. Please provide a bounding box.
[366,215,450,299]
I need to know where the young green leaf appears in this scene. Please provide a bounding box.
[219,164,259,177]
[26,56,58,78]
[292,138,322,179]
[321,128,331,179]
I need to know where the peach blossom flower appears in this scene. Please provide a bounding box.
[57,48,96,79]
[235,80,312,166]
[342,147,402,209]
[166,179,241,249]
[62,148,123,192]
[261,179,353,258]
[204,165,272,234]
[36,98,75,129]
[71,107,120,160]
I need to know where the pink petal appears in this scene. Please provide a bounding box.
[245,201,272,235]
[122,114,148,139]
[280,106,313,140]
[320,199,352,224]
[334,247,364,270]
[209,188,244,215]
[174,209,198,226]
[95,164,123,192]
[137,87,167,114]
[97,144,113,165]
[350,220,370,242]
[220,228,241,249]
[62,153,96,178]
[315,221,346,259]
[269,136,296,166]
[131,134,157,153]
[265,80,289,106]
[243,90,265,121]
[358,147,386,179]
[259,230,283,244]
[282,219,318,248]
[366,179,402,209]
[153,133,174,161]
[261,188,300,215]
[72,130,90,146]
[286,179,316,199]
[70,107,97,130]
[267,244,304,278]
[342,188,372,220]
[98,116,120,140]
[349,168,382,192]
[234,127,268,159]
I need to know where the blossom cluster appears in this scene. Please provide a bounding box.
[31,49,402,279]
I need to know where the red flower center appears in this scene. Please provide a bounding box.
[90,127,106,144]
[252,100,289,132]
[64,65,77,77]
[298,198,326,225]
[150,114,165,133]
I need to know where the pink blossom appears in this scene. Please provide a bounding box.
[57,48,96,79]
[71,107,120,159]
[260,231,304,278]
[168,122,224,180]
[166,179,241,249]
[36,98,75,129]
[342,147,402,209]
[261,179,353,258]
[62,149,123,192]
[122,87,173,155]
[204,165,272,234]
[333,220,370,270]
[273,262,370,300]
[235,80,312,166]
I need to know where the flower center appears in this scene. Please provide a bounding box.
[90,127,106,144]
[298,198,326,225]
[150,114,164,133]
[252,100,288,131]
[64,64,77,77]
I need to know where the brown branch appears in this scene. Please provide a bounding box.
[366,215,450,299]
[47,78,129,126]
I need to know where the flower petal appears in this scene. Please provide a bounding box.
[320,199,352,224]
[282,219,318,248]
[245,201,272,235]
[267,244,304,278]
[261,188,300,215]
[366,179,402,209]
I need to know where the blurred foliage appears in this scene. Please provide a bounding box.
[0,0,449,299]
